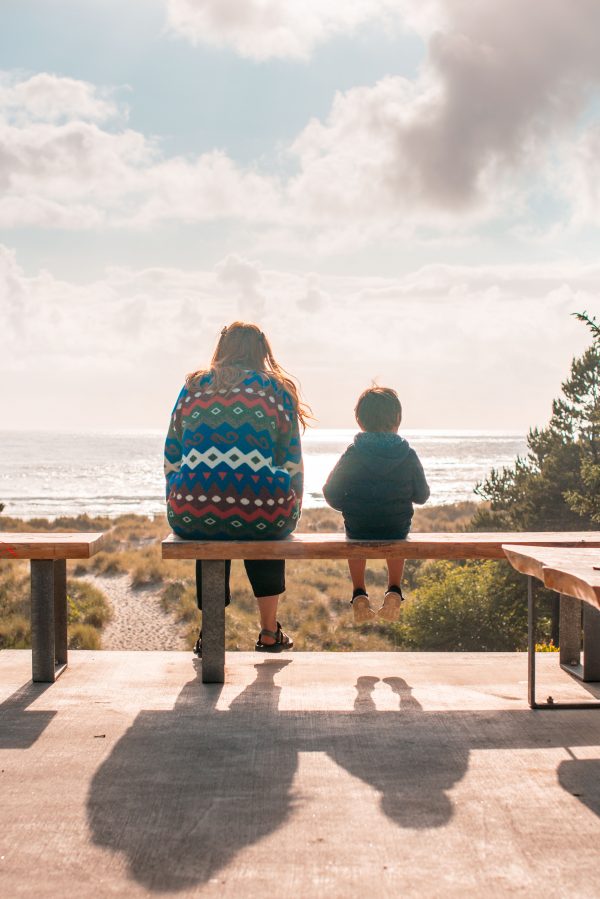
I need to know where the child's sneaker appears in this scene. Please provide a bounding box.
[378,585,404,621]
[351,588,376,623]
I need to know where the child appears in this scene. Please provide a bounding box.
[322,387,430,623]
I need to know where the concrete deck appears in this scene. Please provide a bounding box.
[1,650,600,898]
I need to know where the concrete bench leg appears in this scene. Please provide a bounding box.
[201,560,226,684]
[31,559,68,683]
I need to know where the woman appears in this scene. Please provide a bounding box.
[164,322,309,653]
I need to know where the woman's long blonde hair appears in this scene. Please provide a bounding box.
[186,321,312,428]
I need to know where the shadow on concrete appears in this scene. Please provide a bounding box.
[86,663,600,893]
[87,660,297,892]
[86,664,471,892]
[557,756,600,819]
[330,676,461,829]
[0,681,57,749]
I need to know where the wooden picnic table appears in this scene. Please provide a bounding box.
[0,532,107,682]
[503,545,600,710]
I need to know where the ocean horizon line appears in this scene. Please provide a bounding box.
[1,426,526,438]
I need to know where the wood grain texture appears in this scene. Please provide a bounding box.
[0,532,107,560]
[162,531,600,561]
[503,545,600,610]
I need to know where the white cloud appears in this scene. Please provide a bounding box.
[561,126,600,227]
[164,1,600,237]
[165,0,398,61]
[0,244,28,337]
[216,253,266,318]
[5,0,600,243]
[0,72,283,229]
[0,118,153,227]
[0,72,121,123]
[2,244,599,429]
[288,0,600,227]
[126,153,283,227]
[297,275,328,313]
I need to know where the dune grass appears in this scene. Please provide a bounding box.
[0,500,490,652]
[0,559,112,650]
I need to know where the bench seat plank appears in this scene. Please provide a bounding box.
[0,532,106,560]
[162,531,600,561]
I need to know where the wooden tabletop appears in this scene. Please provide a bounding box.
[162,531,600,561]
[502,545,600,610]
[0,532,107,560]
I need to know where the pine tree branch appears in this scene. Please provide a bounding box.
[573,310,600,340]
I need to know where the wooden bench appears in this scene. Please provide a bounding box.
[0,533,106,682]
[162,531,600,688]
[504,545,600,709]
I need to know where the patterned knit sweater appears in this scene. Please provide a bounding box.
[164,370,303,539]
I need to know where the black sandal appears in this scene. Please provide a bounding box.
[193,629,202,657]
[255,621,294,653]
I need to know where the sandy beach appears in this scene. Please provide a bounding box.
[78,572,187,651]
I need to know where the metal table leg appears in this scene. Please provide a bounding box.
[559,594,581,670]
[583,604,600,681]
[201,560,226,684]
[527,576,600,710]
[31,560,68,683]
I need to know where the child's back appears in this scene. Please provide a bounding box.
[323,431,429,539]
[322,386,430,623]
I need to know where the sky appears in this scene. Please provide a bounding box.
[2,0,600,431]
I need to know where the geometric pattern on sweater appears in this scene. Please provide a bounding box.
[164,369,303,539]
[166,505,299,539]
[181,445,274,472]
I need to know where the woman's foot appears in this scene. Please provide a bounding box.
[378,585,404,621]
[352,588,376,623]
[193,629,202,657]
[255,621,294,652]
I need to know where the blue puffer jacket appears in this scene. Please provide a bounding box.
[322,432,430,539]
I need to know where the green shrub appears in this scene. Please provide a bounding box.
[68,623,101,649]
[67,579,112,630]
[0,514,112,533]
[131,558,164,588]
[397,560,531,651]
[0,614,30,649]
[0,565,111,649]
[0,561,30,647]
[90,551,127,576]
[160,580,198,623]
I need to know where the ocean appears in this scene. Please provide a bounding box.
[0,429,527,520]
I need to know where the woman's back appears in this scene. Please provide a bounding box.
[165,369,303,539]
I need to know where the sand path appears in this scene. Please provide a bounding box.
[79,573,187,651]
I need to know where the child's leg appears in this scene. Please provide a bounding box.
[386,559,405,590]
[348,559,367,591]
[378,558,405,621]
[347,559,375,622]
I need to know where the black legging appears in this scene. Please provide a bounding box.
[195,559,285,610]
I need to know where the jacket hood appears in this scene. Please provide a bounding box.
[352,432,412,473]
